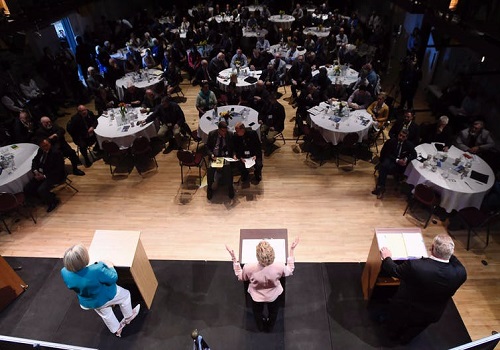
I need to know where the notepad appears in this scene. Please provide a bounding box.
[211,157,224,168]
[244,76,258,84]
[470,170,489,184]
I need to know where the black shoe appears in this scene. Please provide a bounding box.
[255,174,261,183]
[228,186,235,199]
[73,168,85,176]
[163,146,174,154]
[84,160,92,168]
[371,188,380,195]
[207,188,213,200]
[47,199,60,213]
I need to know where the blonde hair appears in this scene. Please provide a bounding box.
[63,244,89,272]
[256,241,275,266]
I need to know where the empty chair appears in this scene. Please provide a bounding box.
[188,130,203,152]
[403,184,440,228]
[176,150,207,185]
[52,174,79,193]
[306,128,332,166]
[131,137,158,175]
[101,140,133,176]
[456,207,500,250]
[336,132,360,169]
[0,192,36,234]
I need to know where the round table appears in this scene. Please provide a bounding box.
[247,5,264,13]
[308,102,372,145]
[115,69,163,100]
[94,107,156,149]
[198,105,260,143]
[312,65,359,86]
[0,143,38,193]
[208,14,236,23]
[268,44,306,58]
[303,27,331,38]
[405,143,495,213]
[268,15,295,30]
[242,28,268,38]
[110,47,146,62]
[216,67,262,92]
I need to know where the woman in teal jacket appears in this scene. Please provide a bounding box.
[61,244,140,337]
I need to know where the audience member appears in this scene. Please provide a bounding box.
[372,129,416,198]
[455,120,495,155]
[289,55,312,102]
[208,52,229,81]
[205,121,235,200]
[12,110,35,144]
[366,93,389,129]
[67,105,100,168]
[195,82,217,118]
[347,85,373,110]
[233,122,263,183]
[259,93,285,156]
[230,48,249,69]
[420,115,453,149]
[389,109,420,146]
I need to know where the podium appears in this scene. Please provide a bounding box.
[361,228,427,300]
[88,230,158,309]
[239,228,288,264]
[0,256,27,311]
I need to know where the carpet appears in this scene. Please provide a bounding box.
[0,258,471,349]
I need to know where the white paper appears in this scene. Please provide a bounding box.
[241,238,287,264]
[243,157,255,169]
[224,157,238,162]
[402,233,428,258]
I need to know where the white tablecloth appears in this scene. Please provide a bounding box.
[94,108,156,149]
[308,102,372,145]
[115,69,163,100]
[216,68,262,92]
[405,144,495,213]
[198,105,260,143]
[268,44,306,59]
[247,5,264,12]
[268,15,295,30]
[303,27,331,38]
[242,28,268,38]
[110,47,146,61]
[312,65,359,86]
[0,143,38,193]
[208,14,237,23]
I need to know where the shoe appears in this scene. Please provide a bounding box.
[241,175,249,182]
[123,304,141,325]
[162,146,174,154]
[207,188,213,200]
[47,199,60,213]
[255,174,261,183]
[84,160,92,168]
[371,188,380,196]
[73,168,85,176]
[228,186,235,199]
[115,321,126,337]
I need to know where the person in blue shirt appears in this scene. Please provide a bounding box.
[61,244,140,337]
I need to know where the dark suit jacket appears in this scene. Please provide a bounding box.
[382,256,467,323]
[31,148,66,184]
[205,130,234,158]
[259,100,285,132]
[288,61,312,84]
[389,118,420,146]
[233,129,262,160]
[68,111,99,145]
[380,137,417,163]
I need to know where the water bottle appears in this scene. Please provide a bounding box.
[213,105,217,122]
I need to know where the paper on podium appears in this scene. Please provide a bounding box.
[243,157,255,169]
[376,231,427,260]
[241,238,286,264]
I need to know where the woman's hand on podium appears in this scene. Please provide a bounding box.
[380,247,392,260]
[225,244,238,263]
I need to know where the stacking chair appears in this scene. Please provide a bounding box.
[188,130,203,151]
[403,184,440,228]
[457,207,500,250]
[0,192,36,234]
[101,140,133,176]
[305,128,332,166]
[131,137,158,175]
[176,150,207,185]
[295,123,311,144]
[274,131,286,145]
[368,120,390,155]
[336,132,360,169]
[52,174,79,193]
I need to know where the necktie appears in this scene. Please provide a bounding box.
[467,134,476,148]
[397,142,402,158]
[217,136,224,156]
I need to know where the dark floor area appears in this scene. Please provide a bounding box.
[0,257,471,349]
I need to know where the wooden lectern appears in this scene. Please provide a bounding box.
[361,228,428,301]
[88,230,158,309]
[0,256,27,311]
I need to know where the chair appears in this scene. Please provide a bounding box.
[295,123,312,144]
[306,128,332,166]
[274,131,286,145]
[188,130,203,151]
[336,132,360,169]
[368,120,390,155]
[403,184,440,228]
[176,150,207,185]
[0,192,36,234]
[101,140,133,176]
[171,84,185,98]
[52,175,79,193]
[131,137,158,175]
[457,207,500,250]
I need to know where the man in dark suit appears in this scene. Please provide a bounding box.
[259,93,285,156]
[205,121,235,200]
[233,122,263,183]
[380,233,467,343]
[24,139,66,212]
[288,55,312,101]
[389,109,420,145]
[67,105,99,168]
[372,128,416,197]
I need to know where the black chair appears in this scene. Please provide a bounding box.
[0,192,36,234]
[52,175,79,193]
[131,137,158,175]
[403,184,440,228]
[368,120,390,155]
[457,207,500,250]
[336,132,360,169]
[101,140,133,176]
[188,130,203,151]
[306,128,332,166]
[176,150,207,185]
